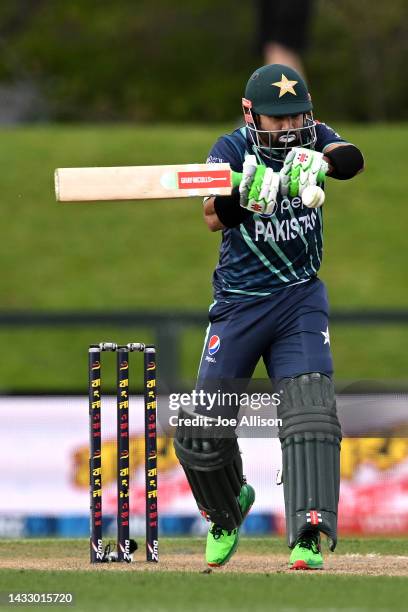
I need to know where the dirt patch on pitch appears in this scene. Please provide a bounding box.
[1,553,408,576]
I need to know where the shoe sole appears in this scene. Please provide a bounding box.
[290,560,323,571]
[207,487,255,568]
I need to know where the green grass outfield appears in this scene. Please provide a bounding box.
[0,538,408,611]
[0,124,407,390]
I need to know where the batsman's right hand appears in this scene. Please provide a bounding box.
[239,155,279,215]
[280,148,328,198]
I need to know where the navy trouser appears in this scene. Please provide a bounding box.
[198,278,333,387]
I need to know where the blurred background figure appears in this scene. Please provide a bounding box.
[256,0,315,77]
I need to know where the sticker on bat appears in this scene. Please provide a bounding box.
[177,170,231,189]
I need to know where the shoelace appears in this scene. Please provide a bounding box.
[210,525,234,540]
[297,535,320,553]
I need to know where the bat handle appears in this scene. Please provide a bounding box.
[231,171,242,189]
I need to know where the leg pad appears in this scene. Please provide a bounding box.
[174,410,244,530]
[278,373,341,550]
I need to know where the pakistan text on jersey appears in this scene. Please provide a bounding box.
[254,210,318,243]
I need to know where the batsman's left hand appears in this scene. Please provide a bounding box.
[280,148,328,198]
[239,155,279,215]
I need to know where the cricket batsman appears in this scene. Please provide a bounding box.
[174,64,364,570]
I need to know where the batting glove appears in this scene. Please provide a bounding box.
[280,148,328,198]
[239,155,279,215]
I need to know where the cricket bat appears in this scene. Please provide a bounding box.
[55,163,242,202]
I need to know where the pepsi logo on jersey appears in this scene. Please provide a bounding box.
[208,335,221,356]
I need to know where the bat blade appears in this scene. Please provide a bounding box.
[55,163,241,202]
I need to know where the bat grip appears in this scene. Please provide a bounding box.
[231,171,242,189]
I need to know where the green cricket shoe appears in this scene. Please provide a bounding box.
[205,483,255,568]
[289,531,323,570]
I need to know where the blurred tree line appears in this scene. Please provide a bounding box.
[0,0,406,123]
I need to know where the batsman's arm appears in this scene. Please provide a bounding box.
[203,158,245,231]
[203,182,256,232]
[203,168,256,232]
[203,197,225,232]
[323,143,364,179]
[204,156,279,230]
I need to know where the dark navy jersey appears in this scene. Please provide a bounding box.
[206,122,347,301]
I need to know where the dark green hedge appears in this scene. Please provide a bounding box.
[0,0,406,121]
